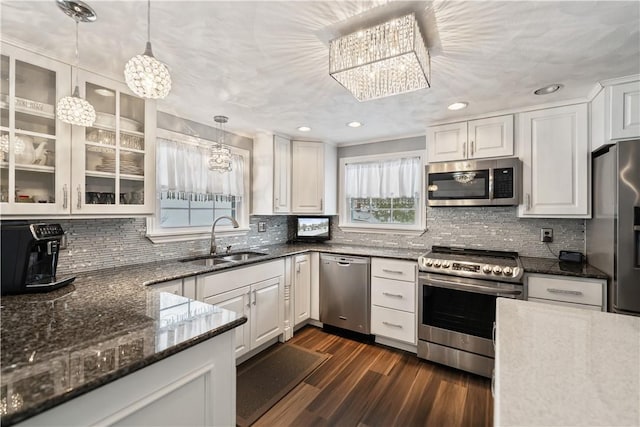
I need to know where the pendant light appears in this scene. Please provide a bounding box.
[124,0,171,99]
[208,116,232,173]
[55,0,97,127]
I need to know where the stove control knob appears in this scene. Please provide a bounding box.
[483,264,493,274]
[493,266,503,274]
[503,266,513,276]
[434,260,442,267]
[425,258,433,267]
[442,261,451,268]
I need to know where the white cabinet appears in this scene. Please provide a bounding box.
[427,115,513,162]
[197,260,284,359]
[293,254,311,325]
[591,77,640,151]
[0,43,72,215]
[0,43,156,218]
[526,273,606,311]
[518,104,589,218]
[370,258,417,347]
[150,279,183,295]
[204,287,251,357]
[252,136,336,215]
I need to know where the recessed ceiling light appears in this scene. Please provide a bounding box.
[447,102,468,111]
[347,121,363,128]
[534,84,563,95]
[94,88,115,97]
[297,126,311,132]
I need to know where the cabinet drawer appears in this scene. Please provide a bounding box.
[372,258,416,282]
[371,277,415,312]
[528,297,602,311]
[527,275,604,306]
[371,306,415,344]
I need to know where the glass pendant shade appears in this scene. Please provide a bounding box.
[208,115,232,173]
[329,13,430,102]
[57,86,96,126]
[124,42,171,99]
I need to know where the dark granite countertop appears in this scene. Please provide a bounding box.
[0,242,606,425]
[520,256,609,280]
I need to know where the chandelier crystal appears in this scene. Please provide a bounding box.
[329,13,430,102]
[124,0,171,99]
[56,7,97,127]
[208,116,232,173]
[0,134,25,162]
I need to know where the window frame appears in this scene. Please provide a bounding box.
[146,129,250,244]
[338,150,426,235]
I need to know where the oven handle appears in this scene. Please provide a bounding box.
[423,277,523,297]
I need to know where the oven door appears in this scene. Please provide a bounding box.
[418,273,523,358]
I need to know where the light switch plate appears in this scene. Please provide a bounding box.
[258,222,267,232]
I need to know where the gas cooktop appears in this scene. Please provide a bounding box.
[418,245,524,283]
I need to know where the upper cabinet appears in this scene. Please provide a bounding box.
[71,70,156,215]
[0,43,156,218]
[426,115,513,163]
[252,134,336,215]
[518,104,589,218]
[0,44,72,216]
[591,77,640,152]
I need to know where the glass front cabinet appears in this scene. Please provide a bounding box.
[0,43,155,217]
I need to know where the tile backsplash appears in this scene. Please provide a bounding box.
[56,207,584,274]
[56,215,288,275]
[328,207,585,258]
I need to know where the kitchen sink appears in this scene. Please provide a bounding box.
[218,251,267,262]
[179,251,267,266]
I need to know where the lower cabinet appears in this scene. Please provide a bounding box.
[197,260,285,359]
[150,279,183,295]
[293,254,311,325]
[526,273,607,311]
[370,258,418,347]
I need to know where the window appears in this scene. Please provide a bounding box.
[146,129,250,243]
[339,151,425,233]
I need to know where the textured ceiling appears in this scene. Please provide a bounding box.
[1,1,639,145]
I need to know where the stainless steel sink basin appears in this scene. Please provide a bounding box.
[180,257,231,266]
[179,251,267,266]
[218,251,267,262]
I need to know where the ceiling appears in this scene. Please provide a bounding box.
[1,1,639,145]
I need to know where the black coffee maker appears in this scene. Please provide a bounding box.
[1,221,75,295]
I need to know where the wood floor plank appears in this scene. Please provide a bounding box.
[252,326,493,427]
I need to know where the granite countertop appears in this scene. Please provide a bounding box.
[495,298,640,426]
[520,256,609,280]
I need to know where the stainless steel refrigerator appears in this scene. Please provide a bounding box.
[587,140,640,316]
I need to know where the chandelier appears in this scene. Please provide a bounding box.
[55,0,97,127]
[329,13,430,102]
[208,116,232,173]
[124,0,171,99]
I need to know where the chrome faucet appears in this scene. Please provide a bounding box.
[210,216,239,256]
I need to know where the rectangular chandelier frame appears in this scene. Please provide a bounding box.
[329,13,431,102]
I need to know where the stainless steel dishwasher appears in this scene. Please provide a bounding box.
[319,254,371,334]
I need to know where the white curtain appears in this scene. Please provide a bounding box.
[156,137,244,199]
[344,156,421,198]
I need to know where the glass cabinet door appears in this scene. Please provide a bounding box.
[0,44,72,216]
[73,70,154,214]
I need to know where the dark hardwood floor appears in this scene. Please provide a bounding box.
[253,326,493,427]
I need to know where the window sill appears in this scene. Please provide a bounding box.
[338,224,426,236]
[146,227,250,244]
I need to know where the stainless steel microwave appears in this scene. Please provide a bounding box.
[426,158,521,206]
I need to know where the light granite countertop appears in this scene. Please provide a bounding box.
[495,298,640,426]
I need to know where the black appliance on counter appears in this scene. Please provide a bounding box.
[1,222,75,295]
[417,246,525,378]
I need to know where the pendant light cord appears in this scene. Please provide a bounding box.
[147,0,151,43]
[74,20,80,89]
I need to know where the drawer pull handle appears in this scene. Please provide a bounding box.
[382,292,403,298]
[382,321,403,328]
[492,322,496,349]
[382,269,404,275]
[547,288,583,296]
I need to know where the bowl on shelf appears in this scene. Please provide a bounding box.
[94,112,143,133]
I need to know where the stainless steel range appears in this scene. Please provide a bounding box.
[417,246,524,378]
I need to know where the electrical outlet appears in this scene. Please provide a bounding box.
[258,221,267,232]
[541,228,553,243]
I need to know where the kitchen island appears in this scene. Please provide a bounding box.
[495,298,640,426]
